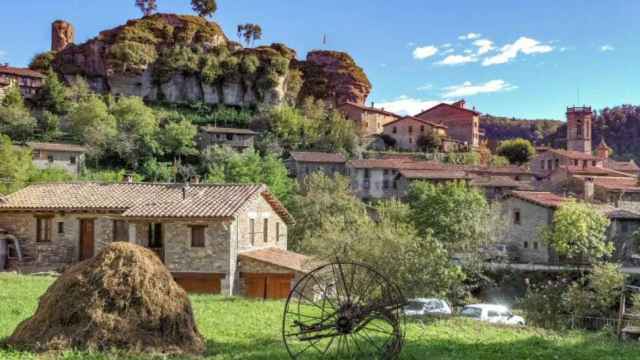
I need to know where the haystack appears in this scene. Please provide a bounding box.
[6,242,205,355]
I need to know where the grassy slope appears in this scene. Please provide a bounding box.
[1,273,639,359]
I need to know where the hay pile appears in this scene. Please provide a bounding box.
[6,242,205,355]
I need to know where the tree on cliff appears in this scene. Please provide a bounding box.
[496,138,536,165]
[135,0,158,17]
[237,24,263,47]
[191,0,217,18]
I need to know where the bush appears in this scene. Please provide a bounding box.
[107,41,158,73]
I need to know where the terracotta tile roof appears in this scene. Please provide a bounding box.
[591,177,640,193]
[563,166,633,177]
[383,115,448,129]
[348,158,444,170]
[399,169,470,180]
[604,159,640,173]
[289,151,346,164]
[26,142,87,153]
[547,149,600,160]
[0,66,46,79]
[468,165,532,176]
[508,191,569,209]
[415,102,481,117]
[0,78,11,86]
[0,182,293,223]
[239,247,315,273]
[199,126,257,135]
[338,102,401,118]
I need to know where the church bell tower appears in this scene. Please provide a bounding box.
[566,106,593,153]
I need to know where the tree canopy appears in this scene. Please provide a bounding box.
[237,24,263,47]
[191,0,217,18]
[496,138,536,165]
[0,135,35,194]
[135,0,158,16]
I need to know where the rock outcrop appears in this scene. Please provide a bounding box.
[297,50,372,106]
[51,14,371,108]
[51,20,75,52]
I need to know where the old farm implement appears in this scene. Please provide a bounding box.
[282,262,406,359]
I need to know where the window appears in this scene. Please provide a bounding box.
[592,161,597,166]
[226,134,234,141]
[555,159,560,168]
[250,219,256,245]
[408,126,413,134]
[577,120,583,136]
[420,125,425,132]
[69,156,76,165]
[392,126,397,134]
[148,223,162,248]
[574,159,579,166]
[383,179,389,189]
[540,160,545,170]
[515,176,521,181]
[364,169,370,179]
[363,179,370,190]
[113,220,129,242]
[48,155,54,163]
[383,169,389,175]
[276,222,281,242]
[533,242,539,250]
[547,159,552,170]
[263,219,269,242]
[622,222,630,233]
[36,216,52,242]
[409,138,413,144]
[32,150,41,159]
[523,241,529,249]
[191,226,206,247]
[583,160,588,168]
[487,310,500,318]
[57,222,65,235]
[513,210,521,225]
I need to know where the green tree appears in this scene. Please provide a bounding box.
[496,138,536,165]
[36,111,62,141]
[28,167,74,183]
[140,158,174,182]
[407,181,494,254]
[66,95,116,154]
[191,0,217,18]
[110,96,160,169]
[416,131,443,152]
[0,85,37,141]
[564,262,625,319]
[544,201,612,263]
[159,118,197,161]
[204,146,295,204]
[29,51,56,73]
[135,0,157,16]
[36,71,68,114]
[0,135,34,194]
[237,23,263,47]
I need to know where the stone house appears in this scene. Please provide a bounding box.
[288,151,347,182]
[27,142,87,176]
[0,182,309,299]
[0,65,45,99]
[415,100,483,149]
[501,191,640,265]
[531,149,603,176]
[338,101,401,136]
[198,126,257,151]
[382,116,448,151]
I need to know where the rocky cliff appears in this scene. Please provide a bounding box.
[51,14,371,108]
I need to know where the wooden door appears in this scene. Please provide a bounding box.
[246,275,267,299]
[266,275,294,299]
[173,273,221,294]
[79,219,95,261]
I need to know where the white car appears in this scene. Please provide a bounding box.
[460,304,525,326]
[404,298,452,316]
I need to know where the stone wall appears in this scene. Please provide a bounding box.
[294,162,346,183]
[350,168,400,200]
[382,117,447,151]
[32,150,85,176]
[500,198,553,263]
[417,107,479,148]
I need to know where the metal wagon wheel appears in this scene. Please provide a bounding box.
[282,262,406,359]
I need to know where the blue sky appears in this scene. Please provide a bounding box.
[1,0,638,119]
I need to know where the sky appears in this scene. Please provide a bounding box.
[1,0,638,120]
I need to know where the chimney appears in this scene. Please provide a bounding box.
[584,177,594,201]
[190,175,201,184]
[123,173,135,183]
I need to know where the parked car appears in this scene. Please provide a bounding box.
[404,298,452,316]
[460,304,525,326]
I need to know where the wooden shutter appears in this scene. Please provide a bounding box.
[191,226,206,247]
[263,219,268,243]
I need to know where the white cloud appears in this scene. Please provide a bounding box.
[437,54,478,65]
[441,80,517,98]
[463,49,473,54]
[441,48,455,55]
[458,32,481,40]
[442,43,452,48]
[417,84,433,91]
[377,95,442,116]
[413,45,439,60]
[473,39,494,55]
[600,44,615,52]
[482,37,553,66]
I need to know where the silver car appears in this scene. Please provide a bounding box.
[404,298,452,316]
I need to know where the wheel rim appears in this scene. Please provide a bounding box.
[282,262,405,359]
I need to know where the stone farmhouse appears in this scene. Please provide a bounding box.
[415,100,483,149]
[501,191,640,265]
[27,142,87,176]
[198,126,257,152]
[0,64,45,100]
[288,151,347,183]
[0,182,311,299]
[381,116,449,151]
[338,101,401,136]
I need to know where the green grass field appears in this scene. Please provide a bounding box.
[1,273,639,359]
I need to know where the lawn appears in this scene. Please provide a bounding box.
[1,273,639,359]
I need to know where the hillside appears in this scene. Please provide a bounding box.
[43,14,371,107]
[480,114,562,148]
